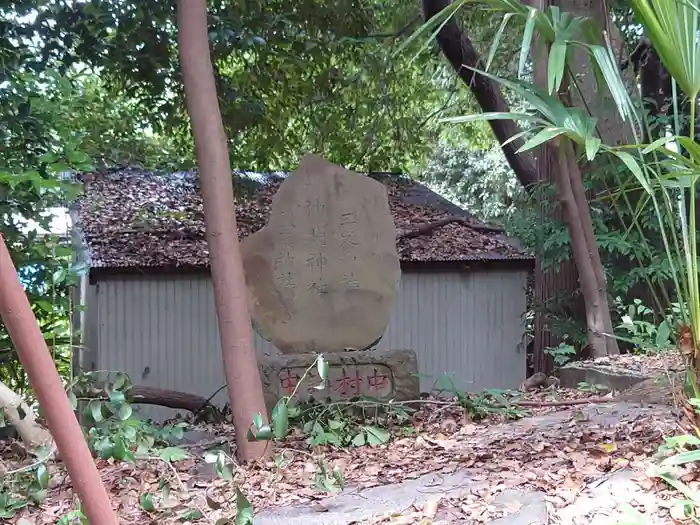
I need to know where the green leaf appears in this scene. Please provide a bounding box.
[27,486,46,505]
[271,399,289,439]
[332,464,345,489]
[36,464,49,488]
[66,149,90,165]
[547,39,567,95]
[485,13,514,73]
[351,432,366,447]
[117,403,133,421]
[642,135,676,154]
[112,438,128,461]
[38,152,58,164]
[67,390,78,410]
[612,151,652,194]
[441,112,545,125]
[89,401,103,423]
[662,449,700,467]
[36,300,54,313]
[328,419,344,430]
[395,0,463,59]
[252,412,263,430]
[218,464,234,481]
[235,488,254,525]
[585,136,602,161]
[109,390,126,406]
[113,373,129,391]
[140,492,156,512]
[516,127,567,153]
[158,447,190,462]
[52,268,66,284]
[363,426,390,446]
[518,8,537,78]
[317,354,329,381]
[179,509,203,522]
[255,425,273,441]
[655,320,671,347]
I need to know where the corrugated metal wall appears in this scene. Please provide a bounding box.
[87,269,528,420]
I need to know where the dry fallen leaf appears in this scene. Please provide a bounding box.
[422,496,442,518]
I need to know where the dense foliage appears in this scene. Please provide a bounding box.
[0,0,686,377]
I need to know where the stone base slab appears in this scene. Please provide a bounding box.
[258,348,419,410]
[558,362,650,392]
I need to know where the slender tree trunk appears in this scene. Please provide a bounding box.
[176,0,271,461]
[530,0,619,359]
[425,0,621,365]
[0,235,118,524]
[529,0,582,368]
[551,143,612,356]
[564,144,619,355]
[556,0,622,356]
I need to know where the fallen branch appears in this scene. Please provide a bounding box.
[84,385,217,414]
[511,397,615,407]
[397,216,504,240]
[0,380,54,453]
[400,397,617,408]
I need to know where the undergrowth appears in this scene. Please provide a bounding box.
[0,358,531,524]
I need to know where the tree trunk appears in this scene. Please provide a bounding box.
[556,0,624,356]
[532,144,579,371]
[0,235,119,525]
[530,0,619,359]
[0,380,53,453]
[421,0,538,190]
[551,143,609,355]
[425,0,621,364]
[176,0,271,461]
[563,144,618,355]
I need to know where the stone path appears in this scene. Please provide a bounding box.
[254,467,663,524]
[253,402,676,524]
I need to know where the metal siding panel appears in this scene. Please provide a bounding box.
[92,270,528,421]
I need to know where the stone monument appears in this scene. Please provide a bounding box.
[241,154,419,408]
[241,154,401,354]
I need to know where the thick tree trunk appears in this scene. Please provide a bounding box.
[532,144,579,371]
[529,0,584,369]
[421,0,538,190]
[177,0,271,461]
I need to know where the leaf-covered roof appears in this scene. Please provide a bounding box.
[71,167,532,270]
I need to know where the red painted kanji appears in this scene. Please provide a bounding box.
[279,369,300,394]
[367,370,389,393]
[333,370,363,397]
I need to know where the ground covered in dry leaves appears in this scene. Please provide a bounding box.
[1,384,692,525]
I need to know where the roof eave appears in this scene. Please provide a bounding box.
[87,256,535,282]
